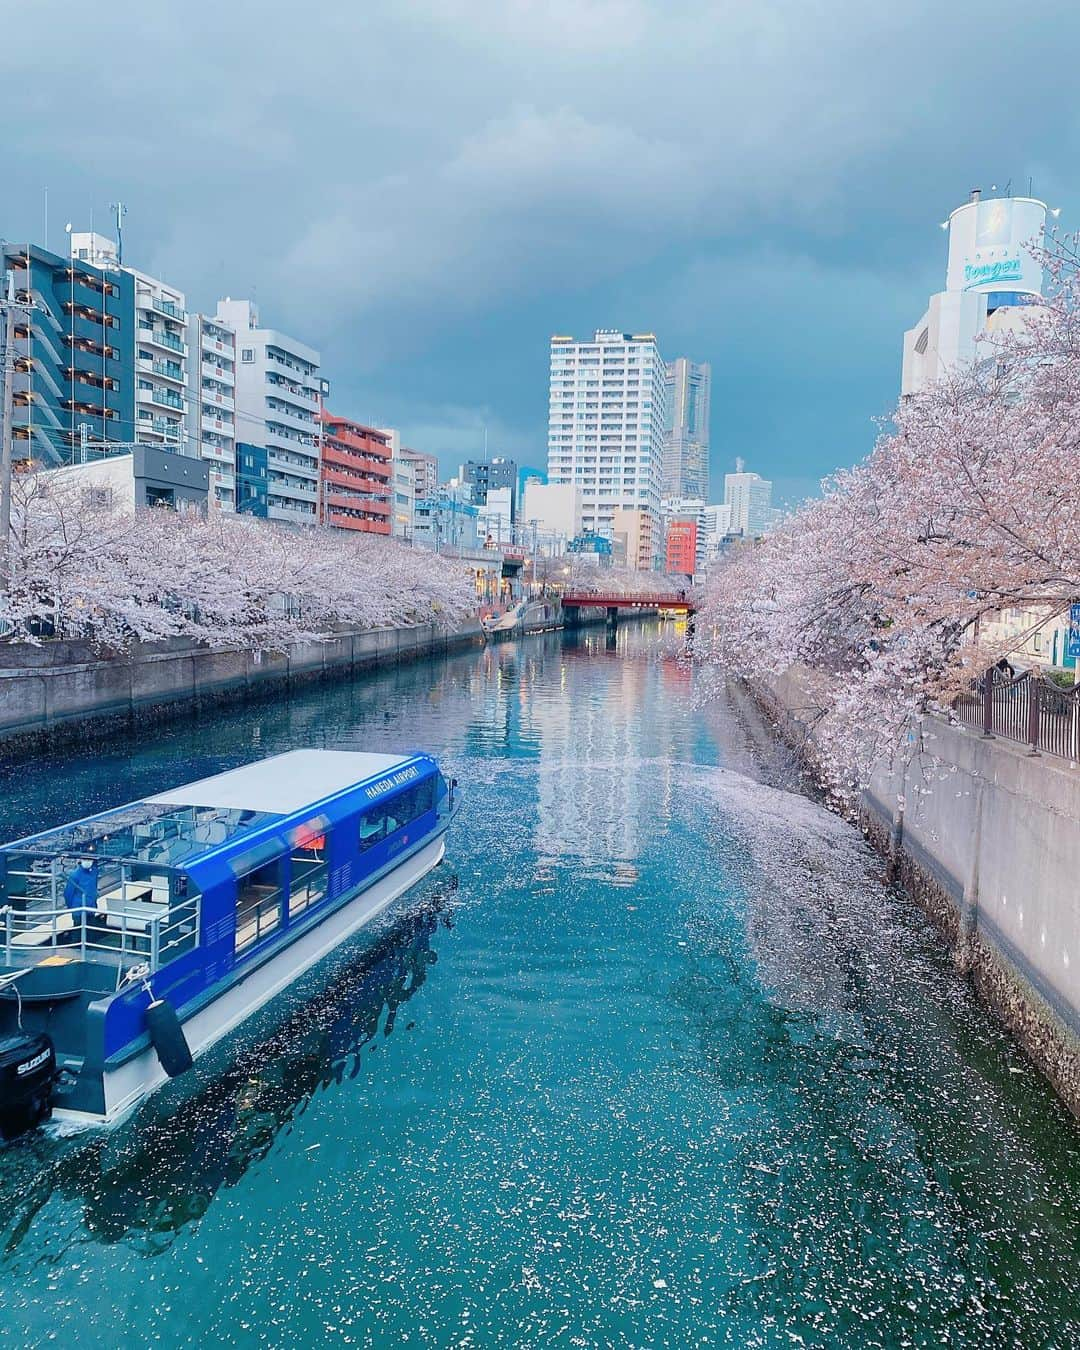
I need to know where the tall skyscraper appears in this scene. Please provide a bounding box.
[723,460,772,537]
[662,358,710,500]
[217,298,321,524]
[547,329,666,567]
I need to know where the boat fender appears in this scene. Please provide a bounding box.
[145,998,193,1078]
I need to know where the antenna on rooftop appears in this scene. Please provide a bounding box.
[110,202,127,265]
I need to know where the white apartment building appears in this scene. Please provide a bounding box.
[724,462,772,537]
[70,232,191,453]
[902,191,1047,396]
[379,429,417,541]
[523,481,582,546]
[186,314,238,509]
[217,299,321,524]
[547,329,666,567]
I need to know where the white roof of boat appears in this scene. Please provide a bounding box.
[147,749,416,816]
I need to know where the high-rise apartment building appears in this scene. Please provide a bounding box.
[723,461,772,537]
[318,411,393,535]
[662,358,710,501]
[71,234,191,454]
[902,191,1047,396]
[1,241,135,466]
[187,313,238,509]
[217,299,321,524]
[547,329,665,566]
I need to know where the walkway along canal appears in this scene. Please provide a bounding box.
[0,624,1077,1346]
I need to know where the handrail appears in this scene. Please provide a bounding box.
[955,667,1080,761]
[0,893,199,971]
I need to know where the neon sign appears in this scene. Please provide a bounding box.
[963,257,1022,288]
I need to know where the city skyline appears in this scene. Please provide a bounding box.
[3,4,1078,508]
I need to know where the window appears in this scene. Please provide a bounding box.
[358,777,437,852]
[241,347,255,363]
[289,824,328,918]
[235,859,283,952]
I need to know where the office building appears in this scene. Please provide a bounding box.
[70,234,191,454]
[701,502,733,562]
[461,456,518,519]
[612,507,657,571]
[902,191,1047,396]
[187,313,238,509]
[547,329,666,566]
[319,411,393,535]
[662,358,710,501]
[663,499,707,575]
[724,461,772,537]
[413,485,478,552]
[1,241,136,467]
[217,299,321,524]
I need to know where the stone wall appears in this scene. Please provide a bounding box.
[0,620,485,754]
[761,668,1080,1118]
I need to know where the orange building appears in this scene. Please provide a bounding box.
[665,519,698,577]
[318,410,393,535]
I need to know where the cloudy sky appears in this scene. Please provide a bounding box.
[2,0,1075,503]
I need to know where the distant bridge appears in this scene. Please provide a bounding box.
[560,592,696,632]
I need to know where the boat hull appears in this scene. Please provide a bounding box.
[55,834,446,1128]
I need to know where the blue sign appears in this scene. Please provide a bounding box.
[1067,603,1080,660]
[963,257,1022,288]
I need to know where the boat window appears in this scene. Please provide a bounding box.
[289,831,328,919]
[235,859,283,953]
[357,777,437,853]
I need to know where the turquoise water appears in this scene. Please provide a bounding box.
[0,625,1077,1348]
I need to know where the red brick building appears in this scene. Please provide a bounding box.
[665,518,698,577]
[319,410,393,535]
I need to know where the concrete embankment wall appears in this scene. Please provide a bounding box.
[761,668,1080,1117]
[0,621,485,754]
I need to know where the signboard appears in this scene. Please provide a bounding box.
[1067,603,1080,660]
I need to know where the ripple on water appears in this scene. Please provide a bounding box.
[0,626,1077,1348]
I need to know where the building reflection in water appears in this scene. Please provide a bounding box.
[0,891,455,1257]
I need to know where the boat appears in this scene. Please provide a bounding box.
[0,748,458,1138]
[481,597,560,637]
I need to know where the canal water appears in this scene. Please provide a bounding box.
[0,624,1077,1348]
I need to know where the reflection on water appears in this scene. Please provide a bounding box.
[1,893,453,1259]
[0,624,1077,1347]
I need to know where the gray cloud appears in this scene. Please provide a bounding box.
[2,0,1077,484]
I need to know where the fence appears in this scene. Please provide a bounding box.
[955,667,1080,761]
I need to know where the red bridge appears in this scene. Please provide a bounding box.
[561,591,695,614]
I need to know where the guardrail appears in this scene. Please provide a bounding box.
[1,894,199,970]
[955,668,1080,761]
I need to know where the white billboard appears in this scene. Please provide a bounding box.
[946,196,1046,296]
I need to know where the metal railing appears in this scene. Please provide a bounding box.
[0,893,200,971]
[955,668,1080,761]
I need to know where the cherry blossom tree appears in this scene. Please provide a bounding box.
[695,239,1080,798]
[0,472,476,650]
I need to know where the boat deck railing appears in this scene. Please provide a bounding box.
[0,892,200,973]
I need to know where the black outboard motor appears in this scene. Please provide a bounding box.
[0,1031,56,1140]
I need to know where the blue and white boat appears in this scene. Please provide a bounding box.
[0,749,457,1136]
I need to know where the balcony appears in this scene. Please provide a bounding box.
[140,294,187,323]
[137,387,187,414]
[200,386,235,413]
[139,327,187,357]
[137,358,186,385]
[326,491,391,515]
[201,409,234,436]
[200,440,234,464]
[267,476,318,503]
[201,357,235,387]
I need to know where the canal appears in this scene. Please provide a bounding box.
[0,624,1077,1347]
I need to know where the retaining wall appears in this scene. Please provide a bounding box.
[0,621,485,754]
[763,668,1080,1118]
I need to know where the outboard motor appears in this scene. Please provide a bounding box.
[0,1031,56,1140]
